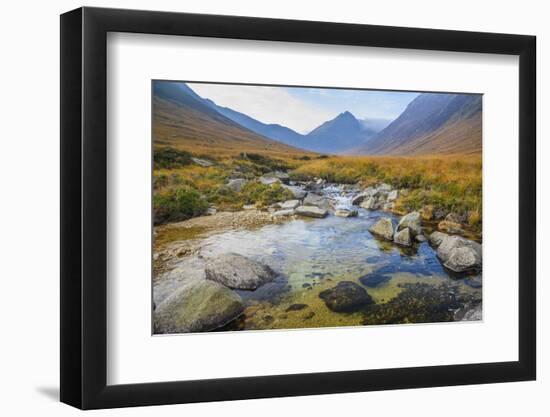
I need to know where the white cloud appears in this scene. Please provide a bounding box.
[188,83,336,134]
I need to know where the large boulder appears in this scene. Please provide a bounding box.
[303,193,330,209]
[437,235,482,273]
[444,246,482,273]
[335,208,358,218]
[295,205,328,218]
[281,184,307,199]
[429,231,449,247]
[394,227,412,246]
[226,178,247,192]
[205,253,277,290]
[319,281,374,312]
[369,217,394,241]
[397,211,422,236]
[154,280,244,333]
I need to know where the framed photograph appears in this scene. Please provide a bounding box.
[60,6,536,409]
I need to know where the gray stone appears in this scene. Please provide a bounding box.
[444,246,482,273]
[242,204,256,210]
[205,253,277,290]
[369,217,394,241]
[271,209,295,217]
[415,234,427,243]
[436,235,482,273]
[278,199,300,210]
[319,281,374,312]
[335,209,358,218]
[377,183,392,192]
[394,227,412,246]
[295,205,328,218]
[360,197,379,210]
[303,193,330,209]
[387,189,399,201]
[191,157,215,167]
[226,178,247,192]
[397,211,422,236]
[281,185,307,199]
[429,231,449,247]
[154,280,243,333]
[259,176,281,185]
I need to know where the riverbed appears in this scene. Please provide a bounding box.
[153,184,482,332]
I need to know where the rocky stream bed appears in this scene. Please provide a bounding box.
[153,176,482,334]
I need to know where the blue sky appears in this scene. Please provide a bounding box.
[189,83,418,134]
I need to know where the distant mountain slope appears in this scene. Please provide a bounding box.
[358,93,482,155]
[359,118,392,133]
[304,111,379,154]
[203,99,306,149]
[153,82,308,157]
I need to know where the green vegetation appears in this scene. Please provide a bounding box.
[153,148,482,234]
[154,147,193,169]
[291,154,482,232]
[153,185,208,225]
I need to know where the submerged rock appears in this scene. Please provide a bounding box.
[285,303,308,312]
[154,280,244,333]
[319,281,374,312]
[295,205,328,218]
[394,227,412,246]
[205,253,277,290]
[368,217,394,241]
[335,208,358,218]
[397,211,422,236]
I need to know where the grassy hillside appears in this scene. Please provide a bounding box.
[291,154,482,230]
[153,97,312,159]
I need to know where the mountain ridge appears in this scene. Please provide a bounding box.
[357,93,482,155]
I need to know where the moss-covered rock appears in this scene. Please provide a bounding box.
[154,280,244,333]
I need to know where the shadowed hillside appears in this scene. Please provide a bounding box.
[153,81,311,158]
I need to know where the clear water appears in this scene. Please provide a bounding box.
[154,187,482,331]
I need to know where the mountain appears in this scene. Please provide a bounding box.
[203,99,306,149]
[357,93,482,155]
[153,82,308,157]
[304,111,379,154]
[359,118,392,133]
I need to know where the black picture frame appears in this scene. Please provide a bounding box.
[60,6,536,410]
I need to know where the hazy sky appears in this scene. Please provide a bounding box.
[189,83,419,134]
